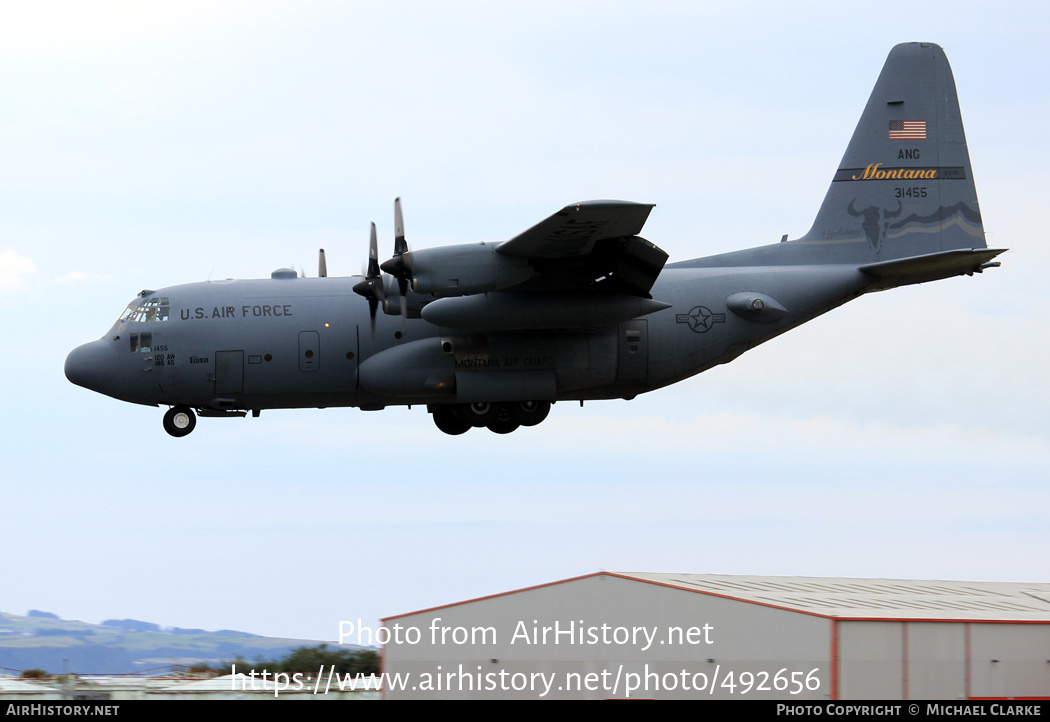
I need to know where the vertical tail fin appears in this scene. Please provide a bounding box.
[799,42,987,262]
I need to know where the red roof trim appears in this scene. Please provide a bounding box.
[382,571,1050,625]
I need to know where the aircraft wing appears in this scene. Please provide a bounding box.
[496,200,667,297]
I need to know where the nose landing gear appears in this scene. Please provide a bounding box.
[162,405,196,437]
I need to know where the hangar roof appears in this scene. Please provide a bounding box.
[614,573,1050,622]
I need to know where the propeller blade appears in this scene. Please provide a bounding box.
[353,222,384,335]
[394,197,409,318]
[318,248,327,278]
[372,199,412,319]
[380,197,410,279]
[394,196,407,256]
[367,222,381,282]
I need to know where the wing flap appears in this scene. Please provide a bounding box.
[493,200,667,297]
[498,200,655,259]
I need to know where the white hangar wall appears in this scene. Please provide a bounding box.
[837,621,1050,698]
[970,623,1050,697]
[381,573,1050,700]
[382,573,831,700]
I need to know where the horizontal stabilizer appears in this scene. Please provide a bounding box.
[859,248,1005,285]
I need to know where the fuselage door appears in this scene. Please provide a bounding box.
[299,331,320,372]
[616,319,649,384]
[215,350,244,394]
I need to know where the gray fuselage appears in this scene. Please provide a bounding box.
[66,261,871,413]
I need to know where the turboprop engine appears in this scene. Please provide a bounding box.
[396,243,535,297]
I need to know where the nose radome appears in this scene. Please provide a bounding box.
[65,340,117,393]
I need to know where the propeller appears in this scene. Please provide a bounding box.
[380,196,411,318]
[352,223,385,334]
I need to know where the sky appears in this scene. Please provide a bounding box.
[1,1,1048,648]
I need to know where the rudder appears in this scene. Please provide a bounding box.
[799,42,986,262]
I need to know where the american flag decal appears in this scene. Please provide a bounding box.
[889,120,926,140]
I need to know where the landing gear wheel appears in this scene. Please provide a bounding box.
[486,405,520,434]
[432,406,471,436]
[163,406,196,438]
[464,402,497,428]
[510,400,551,427]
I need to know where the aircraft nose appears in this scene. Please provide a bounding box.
[65,340,118,393]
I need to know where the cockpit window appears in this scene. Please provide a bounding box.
[118,297,170,324]
[130,332,152,353]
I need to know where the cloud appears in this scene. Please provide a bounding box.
[0,249,38,292]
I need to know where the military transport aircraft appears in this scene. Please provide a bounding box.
[65,43,1003,436]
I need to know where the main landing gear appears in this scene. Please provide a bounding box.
[430,401,551,435]
[162,405,196,437]
[161,402,551,437]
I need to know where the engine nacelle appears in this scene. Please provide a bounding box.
[358,338,455,398]
[380,275,430,318]
[405,243,534,298]
[421,292,671,331]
